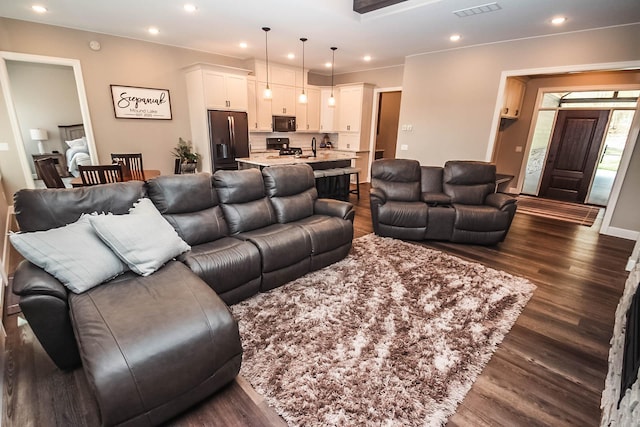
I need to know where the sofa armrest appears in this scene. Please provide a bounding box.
[13,260,68,301]
[485,192,517,210]
[315,198,355,222]
[421,192,451,206]
[369,187,387,205]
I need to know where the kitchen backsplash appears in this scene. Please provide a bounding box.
[249,132,338,152]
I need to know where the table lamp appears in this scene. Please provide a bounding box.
[30,128,48,154]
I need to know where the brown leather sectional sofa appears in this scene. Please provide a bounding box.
[11,164,354,426]
[370,159,517,245]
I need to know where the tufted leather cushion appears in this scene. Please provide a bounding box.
[147,174,228,245]
[213,169,276,234]
[371,159,421,202]
[443,161,496,205]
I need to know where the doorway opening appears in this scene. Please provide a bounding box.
[374,91,402,160]
[521,89,638,206]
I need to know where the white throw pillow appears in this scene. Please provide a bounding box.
[89,198,191,276]
[65,136,87,149]
[9,214,129,294]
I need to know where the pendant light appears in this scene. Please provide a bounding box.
[262,27,272,100]
[328,47,337,107]
[298,37,308,104]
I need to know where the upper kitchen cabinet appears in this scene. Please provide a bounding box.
[185,64,249,112]
[255,81,274,131]
[338,83,374,134]
[254,60,304,87]
[501,77,526,119]
[297,87,320,132]
[271,84,296,116]
[320,88,339,132]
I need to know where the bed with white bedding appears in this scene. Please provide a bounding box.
[59,124,91,177]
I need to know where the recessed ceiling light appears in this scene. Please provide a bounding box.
[31,5,47,13]
[287,53,295,60]
[551,16,566,25]
[450,34,461,42]
[363,55,372,62]
[184,4,197,13]
[148,27,159,35]
[325,62,332,68]
[239,42,248,49]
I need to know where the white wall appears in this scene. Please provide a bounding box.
[398,23,640,234]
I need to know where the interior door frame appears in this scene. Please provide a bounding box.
[0,51,99,190]
[367,86,402,182]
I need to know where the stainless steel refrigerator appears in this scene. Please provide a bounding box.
[208,110,249,171]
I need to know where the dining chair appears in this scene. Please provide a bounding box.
[111,153,145,180]
[35,157,66,188]
[78,164,124,186]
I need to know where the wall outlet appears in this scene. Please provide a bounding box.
[346,143,350,149]
[401,125,407,131]
[0,142,9,151]
[515,145,523,152]
[407,125,413,131]
[400,144,408,151]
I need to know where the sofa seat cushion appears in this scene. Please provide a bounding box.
[69,261,242,427]
[453,204,512,232]
[293,215,353,255]
[378,201,428,229]
[179,237,261,296]
[237,223,311,273]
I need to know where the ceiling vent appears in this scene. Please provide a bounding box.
[453,2,501,18]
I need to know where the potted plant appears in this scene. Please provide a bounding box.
[173,137,201,174]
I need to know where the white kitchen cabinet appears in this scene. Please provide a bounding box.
[296,87,320,132]
[501,78,526,119]
[255,81,273,131]
[272,84,296,116]
[247,78,258,130]
[203,70,248,111]
[338,86,364,132]
[336,83,374,151]
[320,88,338,132]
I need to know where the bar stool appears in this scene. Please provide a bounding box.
[342,167,361,199]
[322,168,346,199]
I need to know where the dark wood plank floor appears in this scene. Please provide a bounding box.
[3,184,634,426]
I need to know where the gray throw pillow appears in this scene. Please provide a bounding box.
[89,198,190,276]
[9,214,129,293]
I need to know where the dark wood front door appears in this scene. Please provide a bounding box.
[539,109,609,203]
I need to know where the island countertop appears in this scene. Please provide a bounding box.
[236,150,357,168]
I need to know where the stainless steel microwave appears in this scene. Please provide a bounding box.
[272,115,296,132]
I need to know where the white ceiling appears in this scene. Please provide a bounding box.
[1,0,639,75]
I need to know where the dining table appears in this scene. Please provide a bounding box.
[70,169,161,187]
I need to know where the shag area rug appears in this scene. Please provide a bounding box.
[230,234,536,426]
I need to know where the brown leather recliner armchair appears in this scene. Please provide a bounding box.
[370,159,517,245]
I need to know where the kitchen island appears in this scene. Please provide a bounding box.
[236,150,359,200]
[235,150,357,170]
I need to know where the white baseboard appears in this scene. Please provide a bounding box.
[601,226,640,241]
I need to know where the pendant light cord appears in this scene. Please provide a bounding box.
[300,38,307,95]
[263,27,271,89]
[330,47,337,96]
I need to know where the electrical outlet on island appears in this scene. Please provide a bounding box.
[346,143,350,149]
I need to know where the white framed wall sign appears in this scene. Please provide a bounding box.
[110,85,172,120]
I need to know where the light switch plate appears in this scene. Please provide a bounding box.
[400,144,408,151]
[0,142,9,151]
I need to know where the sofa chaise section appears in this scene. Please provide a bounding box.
[70,261,242,427]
